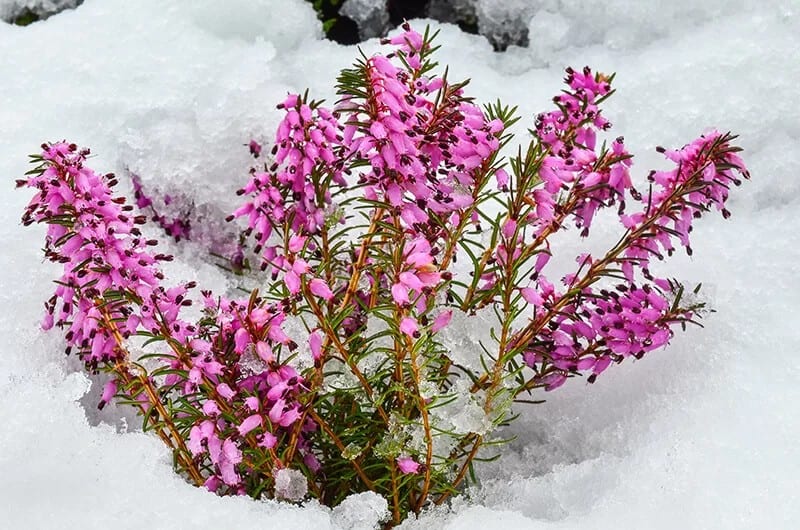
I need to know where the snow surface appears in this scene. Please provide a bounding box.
[1,0,799,528]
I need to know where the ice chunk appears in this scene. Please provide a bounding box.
[331,492,389,530]
[475,0,538,50]
[273,467,309,501]
[341,0,390,40]
[527,11,570,60]
[427,0,478,27]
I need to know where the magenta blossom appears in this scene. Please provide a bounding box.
[396,456,421,474]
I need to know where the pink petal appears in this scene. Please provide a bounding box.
[259,432,277,449]
[284,270,301,294]
[238,414,263,436]
[431,310,452,333]
[256,341,274,363]
[234,328,250,354]
[399,271,424,290]
[288,234,306,253]
[502,218,517,239]
[399,317,418,338]
[520,287,543,306]
[216,383,236,400]
[98,379,117,410]
[309,278,334,300]
[391,283,410,305]
[309,331,322,361]
[396,457,421,474]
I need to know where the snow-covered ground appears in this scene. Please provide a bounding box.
[1,0,798,528]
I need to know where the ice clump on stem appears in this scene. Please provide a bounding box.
[273,467,309,501]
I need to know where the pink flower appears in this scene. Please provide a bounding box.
[520,287,543,306]
[396,456,421,474]
[238,414,263,436]
[244,396,260,411]
[501,218,517,239]
[431,310,452,333]
[216,383,236,400]
[256,341,274,363]
[234,328,250,354]
[202,400,220,417]
[269,399,286,424]
[309,278,334,301]
[288,234,306,253]
[391,282,410,306]
[399,317,419,338]
[259,432,277,449]
[284,270,301,295]
[542,372,567,392]
[98,379,117,410]
[309,331,322,361]
[204,476,222,493]
[495,168,509,189]
[219,439,243,486]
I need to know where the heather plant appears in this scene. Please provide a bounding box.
[18,26,749,527]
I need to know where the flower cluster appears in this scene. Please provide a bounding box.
[232,95,342,302]
[516,130,748,390]
[20,142,317,493]
[233,95,344,256]
[19,143,175,369]
[184,294,316,492]
[344,29,503,237]
[522,279,683,391]
[532,67,632,236]
[621,130,749,268]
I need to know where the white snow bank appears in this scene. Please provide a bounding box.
[1,0,798,528]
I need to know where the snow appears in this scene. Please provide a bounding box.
[1,0,798,528]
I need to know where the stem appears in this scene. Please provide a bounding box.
[390,460,401,525]
[305,286,389,424]
[433,434,482,506]
[99,306,205,486]
[406,334,433,511]
[439,161,493,271]
[339,207,384,311]
[285,208,388,452]
[306,408,375,490]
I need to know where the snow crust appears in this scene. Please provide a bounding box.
[1,0,798,528]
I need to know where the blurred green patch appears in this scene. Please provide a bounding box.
[10,8,41,26]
